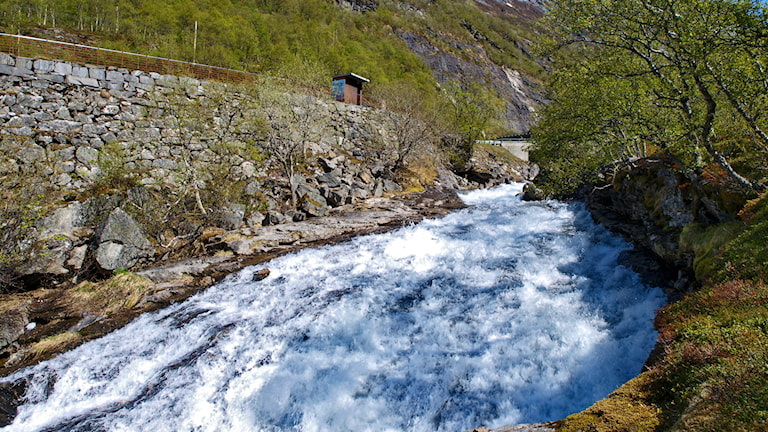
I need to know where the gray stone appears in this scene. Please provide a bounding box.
[83,123,108,136]
[57,160,76,173]
[0,64,33,77]
[53,62,73,75]
[55,106,72,120]
[76,146,99,164]
[89,67,106,81]
[18,94,43,109]
[55,146,76,161]
[135,127,161,140]
[0,53,14,66]
[33,59,54,73]
[156,75,179,88]
[65,75,100,87]
[39,74,65,84]
[316,172,342,188]
[263,211,286,226]
[326,187,350,207]
[106,70,124,82]
[373,180,384,198]
[56,173,72,186]
[383,179,401,192]
[67,245,89,270]
[246,212,265,228]
[41,201,85,237]
[33,111,53,122]
[38,119,81,133]
[7,114,35,127]
[521,183,545,201]
[0,308,29,351]
[102,105,120,115]
[71,65,89,78]
[20,239,72,277]
[15,57,33,70]
[152,158,177,170]
[95,208,155,271]
[300,190,329,217]
[7,126,33,136]
[218,204,246,230]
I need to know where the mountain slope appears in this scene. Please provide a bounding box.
[1,0,546,132]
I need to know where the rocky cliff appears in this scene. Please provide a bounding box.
[577,157,750,295]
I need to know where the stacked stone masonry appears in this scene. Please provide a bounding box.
[0,52,386,196]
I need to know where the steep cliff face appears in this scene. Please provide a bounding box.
[399,30,544,133]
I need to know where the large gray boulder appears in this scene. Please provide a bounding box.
[95,208,155,271]
[0,307,29,351]
[300,190,330,217]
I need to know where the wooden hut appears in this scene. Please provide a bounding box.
[332,73,369,105]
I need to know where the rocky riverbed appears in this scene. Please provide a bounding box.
[0,185,471,380]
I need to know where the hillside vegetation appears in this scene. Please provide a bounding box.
[530,0,768,430]
[0,0,544,111]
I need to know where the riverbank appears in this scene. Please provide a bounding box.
[0,185,468,381]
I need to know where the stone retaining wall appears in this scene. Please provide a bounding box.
[0,52,372,193]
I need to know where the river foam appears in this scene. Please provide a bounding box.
[2,183,665,432]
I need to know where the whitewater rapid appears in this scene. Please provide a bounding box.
[2,183,665,432]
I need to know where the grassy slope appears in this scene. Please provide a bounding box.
[0,0,543,93]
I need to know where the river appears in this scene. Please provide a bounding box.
[1,183,665,432]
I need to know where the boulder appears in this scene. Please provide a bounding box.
[521,183,545,201]
[94,208,155,271]
[0,308,28,351]
[217,204,245,230]
[300,190,330,217]
[263,211,286,226]
[326,186,350,207]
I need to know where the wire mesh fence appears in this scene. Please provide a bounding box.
[0,32,349,103]
[0,32,258,83]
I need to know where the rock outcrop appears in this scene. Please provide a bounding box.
[93,208,155,271]
[577,157,749,293]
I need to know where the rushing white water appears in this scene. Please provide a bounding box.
[2,183,665,432]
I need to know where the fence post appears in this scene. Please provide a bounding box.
[96,47,100,66]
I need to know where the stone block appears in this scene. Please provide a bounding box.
[29,80,50,89]
[0,64,33,77]
[33,59,54,73]
[89,67,106,81]
[102,105,120,115]
[66,75,100,87]
[71,65,89,78]
[0,53,14,66]
[39,74,65,83]
[15,57,33,70]
[106,70,124,82]
[38,120,81,133]
[53,62,72,75]
[76,146,99,164]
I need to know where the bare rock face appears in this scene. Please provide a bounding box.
[336,0,378,12]
[578,157,749,294]
[94,208,155,271]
